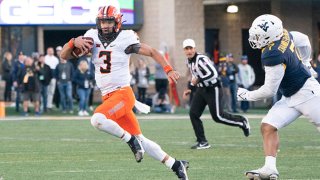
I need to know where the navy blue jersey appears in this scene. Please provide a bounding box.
[261,30,310,97]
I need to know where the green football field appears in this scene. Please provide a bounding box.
[0,113,319,180]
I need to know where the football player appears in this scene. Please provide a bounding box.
[60,5,189,180]
[237,14,320,179]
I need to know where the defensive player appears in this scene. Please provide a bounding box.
[60,5,189,180]
[237,14,320,179]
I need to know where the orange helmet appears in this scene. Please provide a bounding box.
[96,5,122,39]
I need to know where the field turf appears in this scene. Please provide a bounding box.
[0,113,319,179]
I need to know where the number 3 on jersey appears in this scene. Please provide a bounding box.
[99,51,112,73]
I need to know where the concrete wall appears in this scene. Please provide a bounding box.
[312,0,320,55]
[137,0,204,74]
[272,0,313,42]
[205,2,270,61]
[272,0,316,56]
[136,0,204,105]
[174,0,205,73]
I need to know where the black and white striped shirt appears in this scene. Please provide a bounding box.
[186,53,218,87]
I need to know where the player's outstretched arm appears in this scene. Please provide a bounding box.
[60,36,93,60]
[137,43,180,84]
[237,64,285,101]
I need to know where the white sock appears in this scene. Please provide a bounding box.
[121,131,132,142]
[265,156,277,170]
[91,113,125,138]
[137,135,166,161]
[164,156,176,169]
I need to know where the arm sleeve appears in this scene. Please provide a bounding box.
[124,43,141,54]
[246,64,285,101]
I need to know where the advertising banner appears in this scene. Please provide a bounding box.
[0,0,134,25]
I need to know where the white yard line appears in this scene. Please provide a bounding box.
[0,114,266,121]
[0,137,105,143]
[48,169,108,173]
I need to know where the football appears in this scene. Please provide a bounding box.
[71,37,94,58]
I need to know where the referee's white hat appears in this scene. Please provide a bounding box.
[183,39,196,48]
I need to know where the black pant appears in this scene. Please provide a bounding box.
[4,79,12,102]
[88,87,94,106]
[155,79,168,93]
[189,86,246,143]
[137,87,147,103]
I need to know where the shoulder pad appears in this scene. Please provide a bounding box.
[120,30,139,40]
[83,28,97,38]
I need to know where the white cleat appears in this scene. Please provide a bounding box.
[245,166,279,180]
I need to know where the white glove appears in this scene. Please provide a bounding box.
[237,87,249,101]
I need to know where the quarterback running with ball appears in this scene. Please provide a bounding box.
[238,14,320,179]
[60,5,188,180]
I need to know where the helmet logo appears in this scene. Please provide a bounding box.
[258,22,269,32]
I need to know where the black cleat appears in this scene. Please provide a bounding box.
[190,141,211,150]
[172,160,189,180]
[127,136,144,163]
[241,117,251,137]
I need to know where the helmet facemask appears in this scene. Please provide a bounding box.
[96,18,118,39]
[96,5,122,42]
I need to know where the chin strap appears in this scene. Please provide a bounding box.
[98,30,120,48]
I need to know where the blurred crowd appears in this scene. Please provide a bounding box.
[2,47,320,116]
[217,54,255,113]
[1,46,95,116]
[0,46,175,116]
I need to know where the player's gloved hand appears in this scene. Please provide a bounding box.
[168,70,180,84]
[237,87,249,101]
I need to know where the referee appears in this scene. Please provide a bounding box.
[182,39,250,149]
